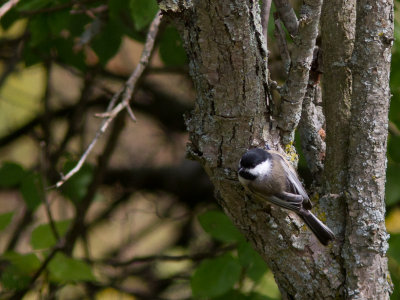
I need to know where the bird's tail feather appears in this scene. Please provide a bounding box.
[298,209,335,245]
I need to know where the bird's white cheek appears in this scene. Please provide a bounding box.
[251,160,271,177]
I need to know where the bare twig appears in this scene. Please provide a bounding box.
[261,0,272,49]
[40,142,60,240]
[11,115,127,299]
[63,112,126,255]
[277,0,322,145]
[272,0,298,38]
[38,65,58,234]
[54,11,162,188]
[273,12,291,75]
[102,244,237,267]
[0,0,19,19]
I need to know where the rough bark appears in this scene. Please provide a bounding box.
[320,0,355,264]
[158,0,393,298]
[321,0,355,195]
[298,79,325,178]
[159,1,342,299]
[277,0,322,145]
[272,0,298,38]
[344,0,394,298]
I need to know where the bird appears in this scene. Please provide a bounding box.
[238,147,335,245]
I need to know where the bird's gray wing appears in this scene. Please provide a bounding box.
[249,188,302,212]
[273,153,312,209]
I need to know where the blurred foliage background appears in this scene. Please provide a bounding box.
[0,0,399,299]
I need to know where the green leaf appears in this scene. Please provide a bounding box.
[17,0,54,11]
[0,212,14,231]
[388,233,400,265]
[212,290,249,300]
[191,254,241,298]
[386,163,400,207]
[238,242,268,282]
[109,0,145,42]
[213,290,274,300]
[47,9,71,35]
[2,252,41,273]
[20,172,43,211]
[159,26,187,66]
[198,211,244,243]
[247,292,277,300]
[389,136,400,163]
[91,21,123,66]
[30,220,71,249]
[61,161,93,204]
[54,38,87,71]
[1,252,41,290]
[22,43,45,67]
[0,162,25,188]
[29,15,50,47]
[129,0,158,31]
[48,252,96,282]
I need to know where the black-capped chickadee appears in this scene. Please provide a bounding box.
[238,148,335,245]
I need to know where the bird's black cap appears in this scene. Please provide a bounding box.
[239,148,271,169]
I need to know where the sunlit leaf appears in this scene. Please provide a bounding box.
[213,290,275,300]
[48,252,96,282]
[0,212,14,231]
[61,161,93,204]
[212,290,248,300]
[20,172,43,211]
[30,220,71,250]
[198,211,244,243]
[1,252,41,290]
[191,254,241,298]
[129,0,158,31]
[238,242,268,282]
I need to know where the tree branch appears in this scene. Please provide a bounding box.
[261,0,272,49]
[272,0,298,38]
[277,0,322,145]
[160,1,342,298]
[298,47,325,178]
[344,0,394,297]
[0,0,19,19]
[320,0,355,194]
[273,12,291,75]
[54,11,162,188]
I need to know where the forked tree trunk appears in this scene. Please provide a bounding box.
[158,0,394,298]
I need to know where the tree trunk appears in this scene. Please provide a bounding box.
[158,0,394,298]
